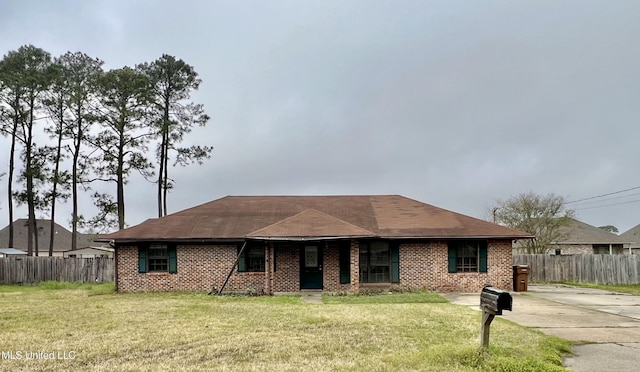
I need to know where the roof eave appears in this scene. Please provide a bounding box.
[100,234,534,244]
[246,235,375,241]
[553,242,632,245]
[379,235,534,239]
[102,237,245,245]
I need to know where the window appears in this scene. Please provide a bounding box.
[238,242,265,272]
[149,244,169,271]
[359,241,399,283]
[339,242,350,284]
[448,240,487,273]
[138,244,177,273]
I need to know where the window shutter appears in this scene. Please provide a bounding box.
[339,245,350,284]
[168,246,177,273]
[237,246,246,272]
[391,244,400,283]
[138,247,147,273]
[448,244,457,273]
[479,241,488,273]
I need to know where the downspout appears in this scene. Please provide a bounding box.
[609,244,612,255]
[113,243,118,291]
[214,241,248,295]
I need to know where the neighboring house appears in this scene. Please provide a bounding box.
[0,248,27,258]
[515,218,632,255]
[97,195,531,293]
[63,246,114,258]
[0,219,95,257]
[620,225,640,254]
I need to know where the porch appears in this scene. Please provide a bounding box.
[224,239,401,294]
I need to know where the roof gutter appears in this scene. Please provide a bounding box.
[100,234,534,244]
[97,238,245,244]
[378,235,535,240]
[552,241,633,245]
[245,236,374,241]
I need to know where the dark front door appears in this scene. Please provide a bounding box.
[300,245,323,289]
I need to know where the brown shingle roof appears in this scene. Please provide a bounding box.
[555,218,633,245]
[247,209,376,239]
[0,219,95,252]
[99,195,532,242]
[620,224,640,248]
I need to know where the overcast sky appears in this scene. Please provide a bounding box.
[1,1,639,234]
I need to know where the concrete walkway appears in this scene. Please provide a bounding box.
[443,284,640,372]
[300,290,323,304]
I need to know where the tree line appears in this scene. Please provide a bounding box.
[0,45,212,255]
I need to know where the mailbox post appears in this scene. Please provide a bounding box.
[479,286,512,351]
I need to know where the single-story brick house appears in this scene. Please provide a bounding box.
[0,248,27,257]
[620,224,640,254]
[63,246,115,258]
[0,219,96,257]
[97,195,531,293]
[513,218,633,255]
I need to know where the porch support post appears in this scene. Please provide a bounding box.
[264,241,273,295]
[350,239,359,293]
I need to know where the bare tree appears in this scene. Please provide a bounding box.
[492,192,574,254]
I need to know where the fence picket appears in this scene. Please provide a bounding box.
[514,254,640,284]
[0,257,114,285]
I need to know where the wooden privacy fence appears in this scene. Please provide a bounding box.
[0,257,114,285]
[513,254,640,285]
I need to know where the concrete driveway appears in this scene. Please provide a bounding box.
[443,284,640,372]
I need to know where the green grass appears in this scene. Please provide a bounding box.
[0,281,115,293]
[323,289,449,304]
[561,282,640,296]
[0,283,571,371]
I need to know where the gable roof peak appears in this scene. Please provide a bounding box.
[247,208,376,240]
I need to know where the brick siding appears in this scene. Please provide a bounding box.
[116,239,513,293]
[272,244,298,292]
[409,240,513,292]
[323,242,352,292]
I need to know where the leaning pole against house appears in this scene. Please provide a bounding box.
[213,241,248,295]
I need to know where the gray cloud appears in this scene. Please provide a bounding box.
[1,1,639,233]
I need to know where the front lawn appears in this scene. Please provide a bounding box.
[0,283,570,371]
